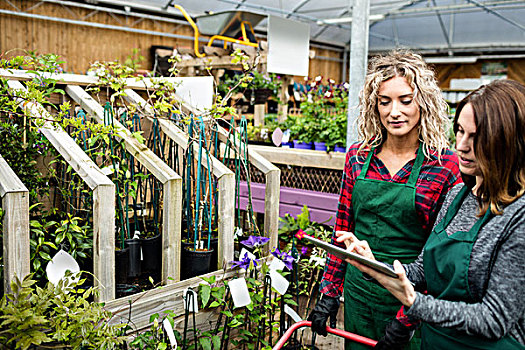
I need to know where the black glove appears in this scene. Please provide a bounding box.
[307,295,340,336]
[374,318,415,350]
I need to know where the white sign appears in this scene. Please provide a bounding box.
[183,288,199,313]
[163,318,178,348]
[270,269,289,295]
[269,257,286,272]
[228,277,252,308]
[268,16,310,76]
[46,250,80,286]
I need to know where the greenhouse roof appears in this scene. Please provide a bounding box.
[85,0,525,56]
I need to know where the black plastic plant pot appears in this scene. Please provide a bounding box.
[124,239,141,278]
[115,247,129,284]
[210,237,219,272]
[141,233,162,274]
[181,247,213,280]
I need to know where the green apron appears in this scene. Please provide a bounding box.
[421,185,524,349]
[344,145,425,350]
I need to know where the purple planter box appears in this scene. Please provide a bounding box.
[237,182,339,226]
[334,145,346,153]
[314,142,327,151]
[293,140,313,150]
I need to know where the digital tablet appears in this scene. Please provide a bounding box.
[295,231,398,278]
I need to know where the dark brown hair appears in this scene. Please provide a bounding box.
[454,79,525,215]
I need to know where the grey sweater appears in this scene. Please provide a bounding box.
[405,184,525,344]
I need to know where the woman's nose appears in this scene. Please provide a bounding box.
[456,134,470,152]
[390,100,401,117]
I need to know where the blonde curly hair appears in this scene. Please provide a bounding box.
[357,50,450,161]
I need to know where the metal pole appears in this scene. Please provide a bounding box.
[346,0,370,147]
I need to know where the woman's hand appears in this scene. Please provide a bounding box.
[349,259,416,307]
[335,231,375,260]
[334,231,416,307]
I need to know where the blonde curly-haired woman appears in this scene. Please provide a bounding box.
[309,50,462,349]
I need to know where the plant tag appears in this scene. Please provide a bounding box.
[270,269,289,295]
[234,227,243,239]
[271,127,283,146]
[282,129,291,143]
[163,318,178,348]
[182,288,198,313]
[239,248,256,262]
[100,165,114,176]
[228,278,252,308]
[284,304,303,323]
[46,250,80,286]
[269,257,286,271]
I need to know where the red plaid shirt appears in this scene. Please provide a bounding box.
[320,142,462,297]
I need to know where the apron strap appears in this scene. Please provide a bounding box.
[406,143,425,188]
[357,147,375,180]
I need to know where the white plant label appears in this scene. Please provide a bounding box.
[284,304,303,323]
[269,257,286,271]
[239,248,256,262]
[270,269,289,295]
[163,318,178,348]
[46,249,80,286]
[183,289,198,313]
[228,278,252,308]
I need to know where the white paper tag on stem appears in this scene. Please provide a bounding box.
[163,318,178,348]
[269,257,286,271]
[270,269,289,295]
[239,248,256,262]
[46,250,80,286]
[228,277,252,308]
[284,304,303,323]
[183,289,198,313]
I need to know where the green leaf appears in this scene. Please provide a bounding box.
[199,337,212,350]
[199,283,211,307]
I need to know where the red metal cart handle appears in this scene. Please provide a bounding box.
[272,320,377,350]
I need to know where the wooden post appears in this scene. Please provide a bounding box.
[6,80,117,301]
[217,173,235,268]
[278,76,291,123]
[254,104,265,127]
[66,85,183,284]
[216,127,281,249]
[264,169,280,254]
[0,154,30,294]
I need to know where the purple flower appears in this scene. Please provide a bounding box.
[230,252,259,270]
[271,248,295,270]
[240,235,269,248]
[300,246,308,256]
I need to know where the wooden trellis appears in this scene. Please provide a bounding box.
[6,80,116,301]
[65,85,183,284]
[0,153,30,295]
[122,89,236,269]
[0,68,282,330]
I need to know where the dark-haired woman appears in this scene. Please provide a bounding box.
[340,79,525,349]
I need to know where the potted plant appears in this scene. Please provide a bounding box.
[0,274,126,349]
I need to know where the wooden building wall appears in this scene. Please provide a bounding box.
[0,0,343,80]
[432,59,525,88]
